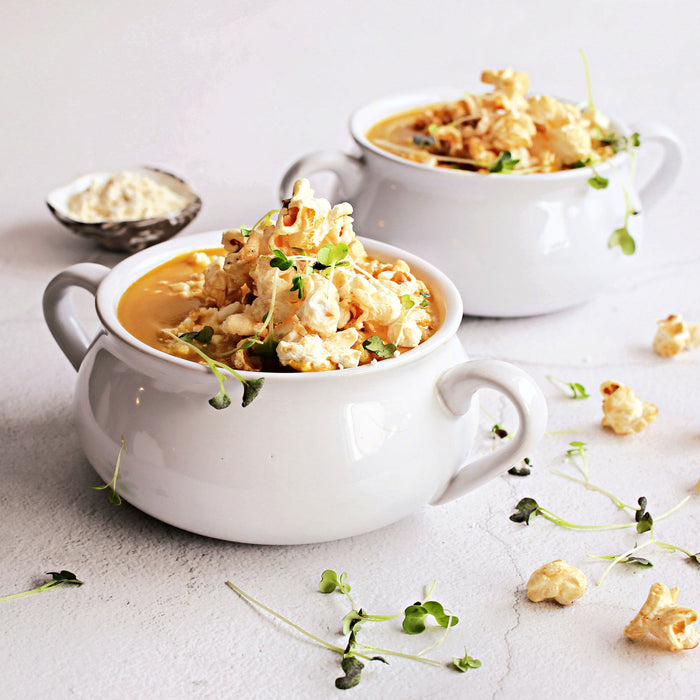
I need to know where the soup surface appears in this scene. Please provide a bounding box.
[367,68,625,174]
[117,179,440,373]
[119,248,225,351]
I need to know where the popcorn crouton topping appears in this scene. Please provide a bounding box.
[624,582,699,651]
[164,179,439,372]
[600,381,658,435]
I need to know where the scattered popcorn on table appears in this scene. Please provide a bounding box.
[624,582,699,651]
[600,381,658,435]
[526,560,587,605]
[653,314,700,357]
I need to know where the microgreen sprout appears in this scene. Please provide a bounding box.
[607,135,641,256]
[91,434,127,505]
[587,168,609,190]
[402,601,458,634]
[588,503,695,585]
[238,209,279,238]
[319,569,352,598]
[491,423,510,440]
[270,248,296,271]
[579,48,595,111]
[413,134,436,147]
[167,329,264,408]
[0,570,83,602]
[634,496,653,534]
[226,571,479,690]
[547,375,590,400]
[508,457,532,477]
[363,335,397,359]
[588,553,653,569]
[488,150,519,173]
[290,273,304,299]
[510,497,640,531]
[452,649,482,673]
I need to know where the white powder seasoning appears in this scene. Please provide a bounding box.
[68,170,190,222]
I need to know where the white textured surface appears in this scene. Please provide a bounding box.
[2,1,699,698]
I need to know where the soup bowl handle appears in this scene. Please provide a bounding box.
[279,150,365,202]
[432,359,548,505]
[43,263,111,371]
[631,121,684,213]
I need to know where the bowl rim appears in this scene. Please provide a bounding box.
[94,229,464,383]
[348,86,631,181]
[45,165,202,224]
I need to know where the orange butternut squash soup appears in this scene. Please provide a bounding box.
[117,178,440,374]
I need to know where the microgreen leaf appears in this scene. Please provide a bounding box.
[689,553,700,565]
[567,441,588,457]
[319,569,351,595]
[335,655,364,689]
[413,134,435,147]
[239,225,252,238]
[547,375,590,399]
[402,601,458,634]
[488,151,519,173]
[342,610,365,636]
[629,132,641,148]
[491,424,509,440]
[452,649,482,672]
[588,172,609,189]
[270,249,295,271]
[509,497,540,525]
[250,331,278,358]
[621,556,654,568]
[362,335,396,359]
[508,457,532,476]
[178,325,214,347]
[317,243,349,267]
[608,226,636,255]
[290,273,304,299]
[635,497,654,533]
[400,294,415,310]
[241,378,265,407]
[209,387,231,410]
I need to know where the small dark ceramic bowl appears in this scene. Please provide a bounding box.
[46,166,202,254]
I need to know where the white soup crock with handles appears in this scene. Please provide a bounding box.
[279,88,684,317]
[43,231,547,544]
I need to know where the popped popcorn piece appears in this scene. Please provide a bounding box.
[624,582,699,651]
[600,381,658,435]
[526,560,587,605]
[653,314,700,357]
[277,328,361,372]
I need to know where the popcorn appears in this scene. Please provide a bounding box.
[526,560,587,605]
[600,381,658,434]
[165,179,438,372]
[624,582,699,651]
[653,314,700,357]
